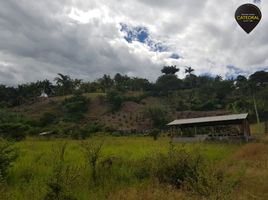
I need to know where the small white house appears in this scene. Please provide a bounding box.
[40,91,48,98]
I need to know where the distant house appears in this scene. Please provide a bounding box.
[167,113,250,142]
[39,91,48,98]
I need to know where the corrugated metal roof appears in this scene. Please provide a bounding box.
[167,113,248,126]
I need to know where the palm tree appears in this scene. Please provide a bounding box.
[41,79,54,95]
[184,66,196,88]
[54,73,73,95]
[185,66,194,76]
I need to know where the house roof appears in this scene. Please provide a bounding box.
[167,113,248,126]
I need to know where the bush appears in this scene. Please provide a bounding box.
[106,90,123,111]
[0,140,18,178]
[0,109,25,123]
[184,166,239,200]
[142,105,170,128]
[39,112,57,127]
[62,94,89,121]
[80,140,104,185]
[154,145,204,187]
[0,123,30,140]
[150,129,160,140]
[45,143,79,200]
[54,121,79,138]
[77,123,107,139]
[153,144,240,199]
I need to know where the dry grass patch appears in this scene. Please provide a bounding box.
[233,143,268,161]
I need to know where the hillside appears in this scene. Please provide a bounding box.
[0,69,267,139]
[9,92,230,135]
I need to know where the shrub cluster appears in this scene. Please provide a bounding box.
[62,94,89,121]
[0,123,30,140]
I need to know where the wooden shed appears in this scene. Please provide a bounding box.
[167,113,250,141]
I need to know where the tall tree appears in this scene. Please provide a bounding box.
[40,79,54,95]
[114,73,130,92]
[54,73,74,95]
[185,66,194,76]
[98,74,114,92]
[184,67,196,89]
[161,66,179,75]
[248,72,268,125]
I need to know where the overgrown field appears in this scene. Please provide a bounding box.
[1,137,268,200]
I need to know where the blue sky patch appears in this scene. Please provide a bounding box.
[120,23,169,52]
[226,65,245,79]
[170,53,180,59]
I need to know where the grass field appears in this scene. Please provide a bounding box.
[1,136,268,200]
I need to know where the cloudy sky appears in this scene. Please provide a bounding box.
[0,0,267,85]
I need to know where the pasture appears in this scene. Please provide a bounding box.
[1,136,268,200]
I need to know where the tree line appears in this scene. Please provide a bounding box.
[0,66,268,121]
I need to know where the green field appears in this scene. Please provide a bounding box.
[3,136,264,200]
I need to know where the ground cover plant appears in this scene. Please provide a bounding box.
[1,136,265,200]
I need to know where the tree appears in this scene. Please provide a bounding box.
[62,94,89,121]
[161,66,179,75]
[155,75,182,95]
[249,71,268,87]
[98,74,114,92]
[184,67,196,89]
[235,73,263,126]
[184,74,198,89]
[235,75,247,90]
[54,73,74,95]
[41,79,54,96]
[114,73,131,92]
[106,90,124,111]
[128,77,150,91]
[185,66,194,76]
[142,105,170,128]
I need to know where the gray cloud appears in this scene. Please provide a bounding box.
[0,0,267,85]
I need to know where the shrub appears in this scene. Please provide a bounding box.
[75,123,108,139]
[39,112,57,127]
[154,145,204,187]
[80,140,104,185]
[0,109,25,123]
[142,105,170,128]
[0,140,18,178]
[54,121,79,138]
[106,90,123,111]
[62,94,89,121]
[0,123,30,140]
[45,143,79,200]
[150,129,161,140]
[184,166,240,200]
[153,143,240,199]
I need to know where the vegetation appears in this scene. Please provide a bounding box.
[61,94,89,121]
[0,66,267,199]
[0,136,266,199]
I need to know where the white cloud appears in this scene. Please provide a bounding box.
[0,0,267,85]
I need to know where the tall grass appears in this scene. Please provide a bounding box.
[2,137,241,199]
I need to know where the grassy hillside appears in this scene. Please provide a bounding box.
[10,92,231,135]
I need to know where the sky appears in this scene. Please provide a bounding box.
[0,0,267,85]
